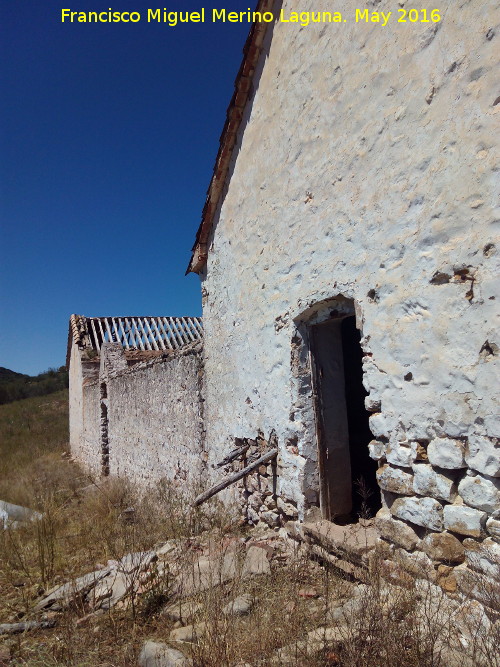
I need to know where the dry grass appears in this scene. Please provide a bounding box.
[0,390,69,506]
[1,392,498,666]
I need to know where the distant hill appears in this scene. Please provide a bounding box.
[0,366,69,405]
[0,367,29,383]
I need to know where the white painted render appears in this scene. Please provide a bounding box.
[200,0,499,524]
[70,342,205,488]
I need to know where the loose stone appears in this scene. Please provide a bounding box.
[222,594,254,616]
[486,516,500,542]
[138,641,191,667]
[385,441,417,468]
[375,508,420,550]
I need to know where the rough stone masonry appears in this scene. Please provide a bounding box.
[68,0,500,606]
[188,0,500,601]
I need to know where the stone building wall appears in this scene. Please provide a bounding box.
[69,341,101,474]
[69,342,84,461]
[70,342,205,491]
[80,380,101,477]
[106,346,205,488]
[199,0,500,594]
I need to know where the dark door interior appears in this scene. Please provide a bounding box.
[311,315,380,522]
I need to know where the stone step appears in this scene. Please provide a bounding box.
[287,519,377,568]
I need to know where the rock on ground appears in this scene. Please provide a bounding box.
[242,546,271,576]
[222,594,254,617]
[169,623,206,644]
[138,641,191,667]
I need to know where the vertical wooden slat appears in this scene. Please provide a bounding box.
[104,318,114,343]
[143,318,160,351]
[150,319,166,350]
[90,319,101,352]
[171,318,188,346]
[162,318,180,349]
[123,318,136,347]
[131,318,145,350]
[174,318,190,345]
[115,318,130,349]
[111,317,122,346]
[158,318,174,350]
[137,317,152,351]
[180,317,196,342]
[97,319,106,345]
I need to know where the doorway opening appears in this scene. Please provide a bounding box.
[310,314,380,522]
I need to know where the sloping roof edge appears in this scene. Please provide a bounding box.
[187,0,275,274]
[66,315,203,368]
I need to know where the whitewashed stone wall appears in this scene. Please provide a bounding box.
[200,0,500,595]
[69,342,84,459]
[70,343,205,491]
[69,342,100,475]
[80,380,101,477]
[106,346,205,487]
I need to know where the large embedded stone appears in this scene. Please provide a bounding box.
[412,463,458,502]
[118,550,157,574]
[463,537,500,578]
[390,496,444,531]
[483,415,500,439]
[0,500,42,526]
[453,599,492,642]
[376,465,414,495]
[173,551,237,598]
[466,435,500,477]
[421,532,465,563]
[443,504,486,538]
[427,438,466,470]
[385,441,417,467]
[458,473,500,513]
[99,571,129,609]
[437,421,469,439]
[375,508,420,550]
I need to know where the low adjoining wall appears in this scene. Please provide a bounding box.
[80,380,101,478]
[71,342,205,492]
[106,346,205,487]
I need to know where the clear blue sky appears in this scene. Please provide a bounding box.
[1,1,250,374]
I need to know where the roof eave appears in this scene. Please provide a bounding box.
[187,0,274,275]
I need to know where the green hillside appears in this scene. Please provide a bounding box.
[0,366,69,405]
